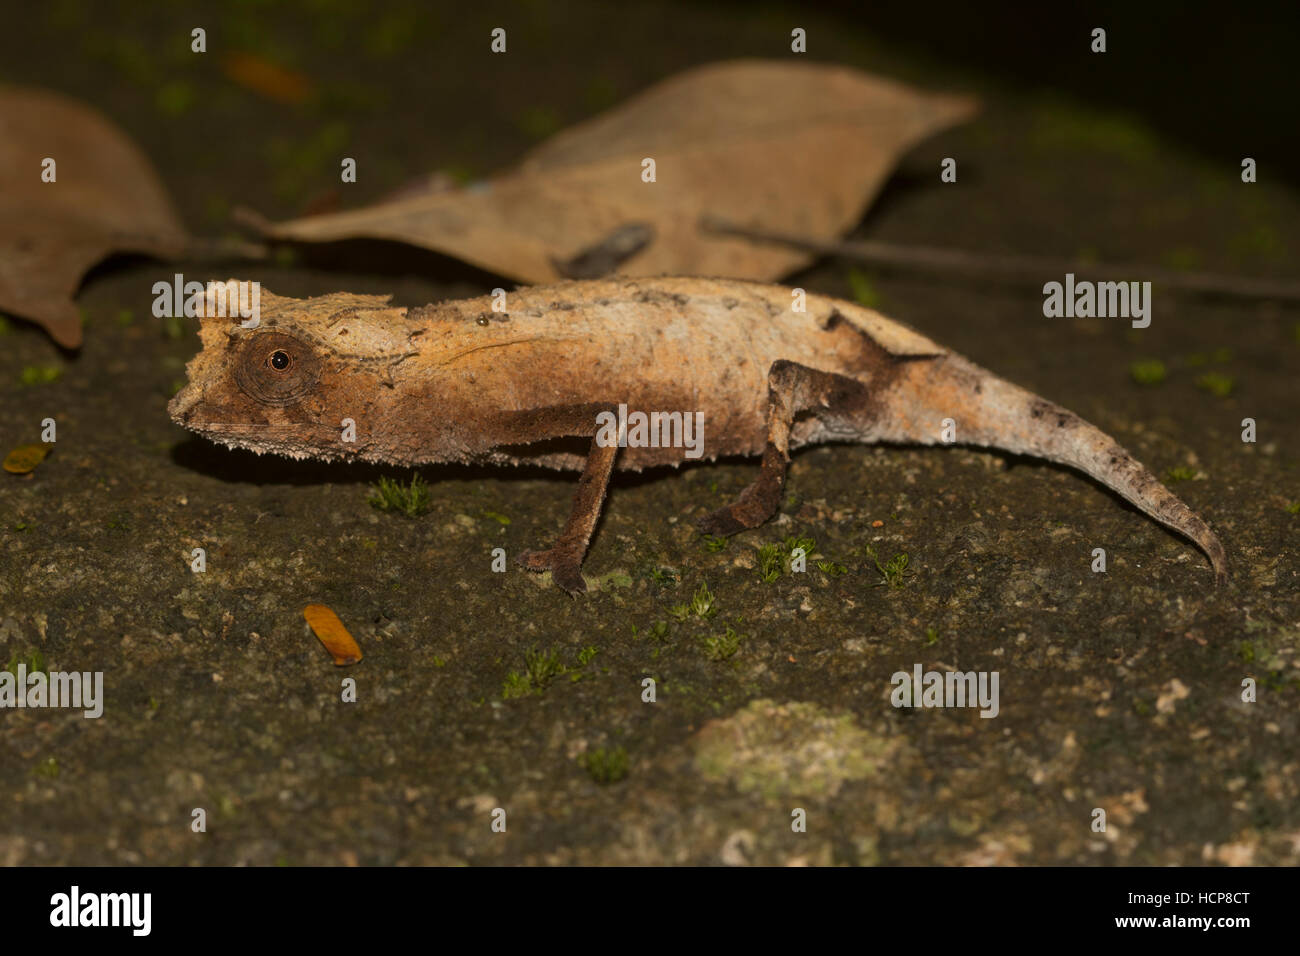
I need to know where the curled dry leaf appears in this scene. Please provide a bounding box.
[3,443,52,474]
[255,59,977,283]
[303,604,363,666]
[0,86,188,348]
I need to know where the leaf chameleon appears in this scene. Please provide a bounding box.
[170,278,1227,593]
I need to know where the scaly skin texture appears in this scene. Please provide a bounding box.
[170,276,1227,593]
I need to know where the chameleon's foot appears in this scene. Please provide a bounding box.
[517,547,588,595]
[694,479,783,537]
[694,504,754,537]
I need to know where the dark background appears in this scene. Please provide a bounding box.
[842,0,1298,186]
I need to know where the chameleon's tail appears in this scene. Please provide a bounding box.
[884,354,1228,584]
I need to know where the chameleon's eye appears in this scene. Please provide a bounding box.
[235,332,321,406]
[476,316,490,327]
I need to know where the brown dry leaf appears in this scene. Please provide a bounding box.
[220,51,314,106]
[303,604,363,666]
[255,59,977,283]
[0,86,188,348]
[3,443,51,474]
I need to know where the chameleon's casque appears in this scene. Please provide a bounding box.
[170,277,1227,593]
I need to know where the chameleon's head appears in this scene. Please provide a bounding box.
[168,283,417,461]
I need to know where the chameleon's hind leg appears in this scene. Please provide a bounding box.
[695,360,870,536]
[506,404,620,595]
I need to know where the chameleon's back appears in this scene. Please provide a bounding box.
[414,276,946,468]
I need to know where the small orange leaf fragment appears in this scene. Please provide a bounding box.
[220,51,314,105]
[303,604,363,665]
[4,443,51,474]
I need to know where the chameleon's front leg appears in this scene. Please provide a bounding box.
[506,404,619,594]
[696,360,869,536]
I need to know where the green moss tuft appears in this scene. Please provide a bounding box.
[5,648,46,675]
[865,543,910,588]
[368,474,431,517]
[502,644,601,699]
[19,365,63,387]
[1128,359,1166,385]
[701,626,743,661]
[1163,466,1200,484]
[699,533,728,553]
[757,543,783,583]
[580,747,629,784]
[1195,372,1235,398]
[671,582,718,621]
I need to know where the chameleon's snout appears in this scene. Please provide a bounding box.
[168,382,245,432]
[167,381,203,425]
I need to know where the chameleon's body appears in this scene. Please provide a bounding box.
[170,276,1226,592]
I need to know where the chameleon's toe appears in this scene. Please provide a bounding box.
[516,548,588,595]
[516,548,551,572]
[549,563,587,595]
[694,505,749,537]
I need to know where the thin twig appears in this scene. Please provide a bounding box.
[701,216,1300,303]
